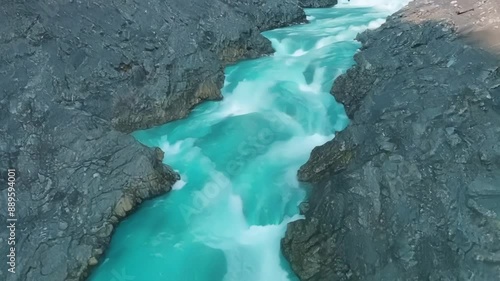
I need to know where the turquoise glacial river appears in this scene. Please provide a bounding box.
[90,2,405,281]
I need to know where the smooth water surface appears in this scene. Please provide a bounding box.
[90,1,408,280]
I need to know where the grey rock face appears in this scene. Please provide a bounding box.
[300,0,338,8]
[0,0,316,280]
[283,0,500,280]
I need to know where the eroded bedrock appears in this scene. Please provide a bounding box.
[0,1,330,280]
[300,0,338,8]
[283,0,500,280]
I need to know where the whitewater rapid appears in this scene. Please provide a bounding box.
[89,1,409,280]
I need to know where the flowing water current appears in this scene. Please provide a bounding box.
[90,1,407,280]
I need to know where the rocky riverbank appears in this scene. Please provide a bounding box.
[283,0,500,280]
[0,0,337,280]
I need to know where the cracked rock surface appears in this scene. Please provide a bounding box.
[300,0,338,8]
[0,0,325,280]
[283,0,500,280]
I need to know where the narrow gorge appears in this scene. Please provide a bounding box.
[88,1,405,280]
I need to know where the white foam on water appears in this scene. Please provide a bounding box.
[333,114,349,131]
[220,215,303,281]
[313,22,372,50]
[270,111,305,134]
[219,101,256,117]
[298,83,320,94]
[229,194,244,213]
[325,27,345,33]
[196,194,248,246]
[315,36,336,49]
[218,80,275,117]
[157,137,190,157]
[268,38,291,56]
[284,168,300,188]
[338,0,411,13]
[291,49,308,57]
[368,18,387,29]
[172,178,187,190]
[298,66,326,95]
[265,134,334,162]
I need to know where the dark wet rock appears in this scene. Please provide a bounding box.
[284,0,500,280]
[0,0,330,280]
[300,0,338,8]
